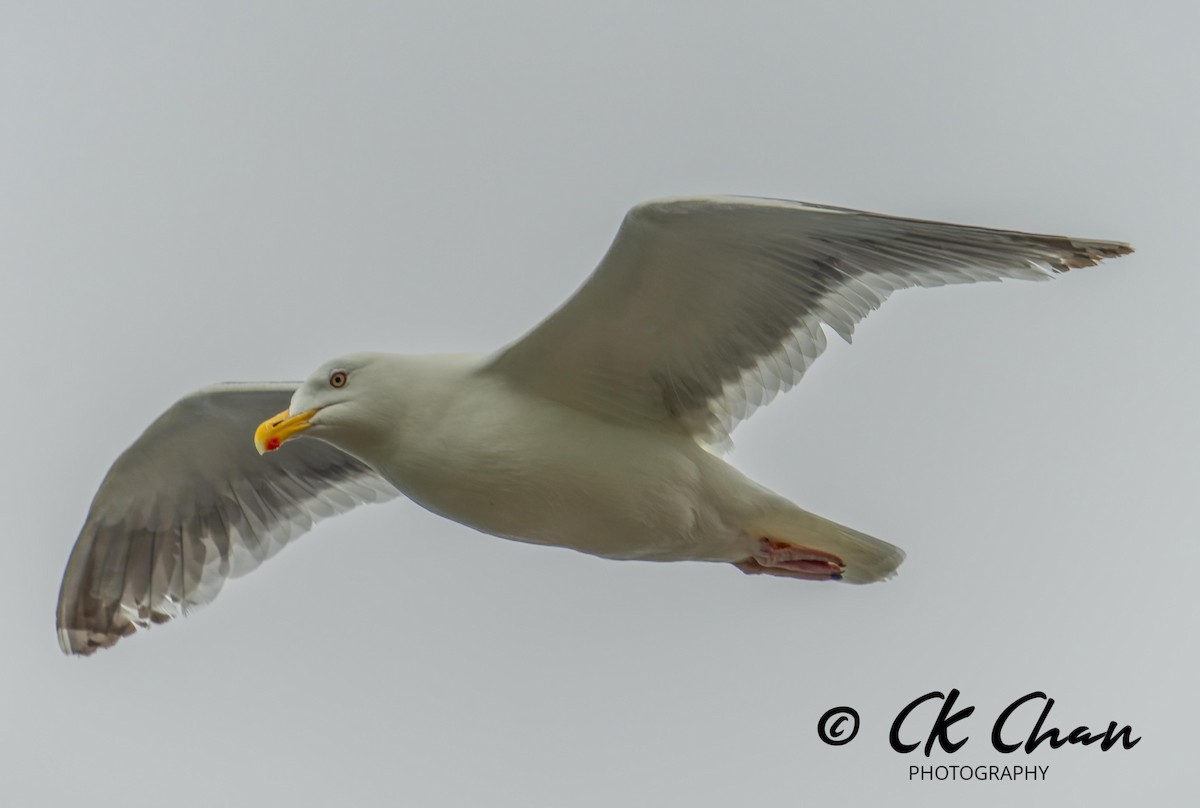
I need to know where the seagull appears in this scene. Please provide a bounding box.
[56,196,1132,655]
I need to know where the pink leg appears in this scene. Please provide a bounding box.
[733,538,845,581]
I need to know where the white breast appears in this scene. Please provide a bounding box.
[370,365,761,562]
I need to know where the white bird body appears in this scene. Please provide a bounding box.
[352,353,776,564]
[56,195,1132,655]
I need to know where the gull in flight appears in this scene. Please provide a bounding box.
[56,196,1131,655]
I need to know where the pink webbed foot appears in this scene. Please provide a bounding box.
[733,538,846,581]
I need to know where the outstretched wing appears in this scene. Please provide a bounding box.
[486,196,1131,449]
[56,382,398,655]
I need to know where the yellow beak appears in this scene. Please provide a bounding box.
[254,408,318,455]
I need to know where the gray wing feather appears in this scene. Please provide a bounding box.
[486,196,1132,450]
[56,382,397,655]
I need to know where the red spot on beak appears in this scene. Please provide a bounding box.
[265,436,281,451]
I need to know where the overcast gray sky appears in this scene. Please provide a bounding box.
[3,2,1195,805]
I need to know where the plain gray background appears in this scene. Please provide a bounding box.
[3,2,1195,805]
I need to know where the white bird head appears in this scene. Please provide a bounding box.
[254,352,391,456]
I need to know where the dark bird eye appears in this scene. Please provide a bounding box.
[329,370,348,388]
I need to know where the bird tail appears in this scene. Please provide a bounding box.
[747,507,906,584]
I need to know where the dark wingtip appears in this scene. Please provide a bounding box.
[57,626,118,656]
[1059,239,1134,269]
